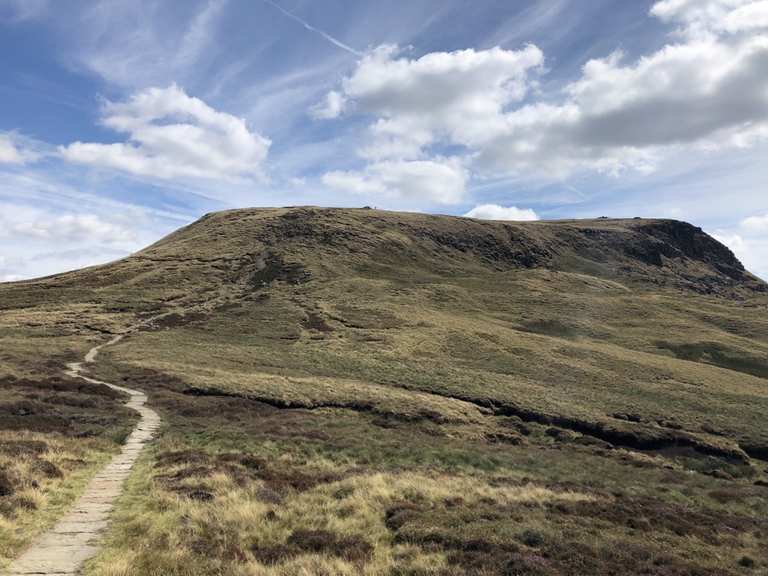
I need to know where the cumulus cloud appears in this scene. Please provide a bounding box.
[476,29,768,175]
[0,133,39,164]
[480,25,768,175]
[315,44,543,201]
[463,204,539,221]
[60,84,270,181]
[330,44,544,159]
[565,40,768,147]
[651,0,768,35]
[339,44,543,119]
[316,1,768,184]
[322,157,467,205]
[722,1,768,33]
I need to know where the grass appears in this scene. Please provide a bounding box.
[0,427,127,568]
[0,346,137,567]
[78,400,767,575]
[79,348,767,575]
[0,430,118,564]
[84,444,600,576]
[92,282,768,458]
[2,207,768,574]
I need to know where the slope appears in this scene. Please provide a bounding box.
[1,207,767,575]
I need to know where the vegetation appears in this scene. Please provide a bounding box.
[0,371,136,567]
[1,207,767,574]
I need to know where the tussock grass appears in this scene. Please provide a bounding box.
[0,359,137,567]
[0,430,117,567]
[84,447,596,576]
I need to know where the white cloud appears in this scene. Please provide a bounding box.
[338,44,543,119]
[322,157,467,205]
[0,205,136,243]
[0,181,181,280]
[713,229,768,279]
[328,44,544,160]
[0,135,24,164]
[713,231,746,252]
[476,28,768,175]
[315,44,542,201]
[650,0,768,35]
[723,1,768,32]
[713,209,768,279]
[741,212,768,231]
[317,2,768,184]
[463,204,539,221]
[310,90,346,120]
[60,84,270,181]
[0,133,39,165]
[0,161,192,280]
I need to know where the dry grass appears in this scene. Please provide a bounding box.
[0,358,137,567]
[84,447,597,576]
[0,430,117,567]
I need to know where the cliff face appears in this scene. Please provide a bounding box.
[632,221,745,278]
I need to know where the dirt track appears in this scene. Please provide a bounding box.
[5,335,160,575]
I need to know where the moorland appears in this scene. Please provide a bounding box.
[1,207,767,575]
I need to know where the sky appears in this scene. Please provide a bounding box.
[1,0,767,281]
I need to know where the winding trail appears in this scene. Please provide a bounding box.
[6,335,160,576]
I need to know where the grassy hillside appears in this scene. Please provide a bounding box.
[1,207,767,575]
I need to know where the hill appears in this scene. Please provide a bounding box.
[1,207,767,575]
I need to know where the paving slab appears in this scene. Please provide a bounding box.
[4,334,160,576]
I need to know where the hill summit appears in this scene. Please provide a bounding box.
[27,207,766,301]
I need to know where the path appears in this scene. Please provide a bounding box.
[5,334,160,575]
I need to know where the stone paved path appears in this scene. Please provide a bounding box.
[5,335,160,575]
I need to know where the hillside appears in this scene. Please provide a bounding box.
[2,207,768,575]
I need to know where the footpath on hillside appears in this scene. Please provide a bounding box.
[5,335,160,576]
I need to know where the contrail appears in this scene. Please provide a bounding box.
[262,0,362,56]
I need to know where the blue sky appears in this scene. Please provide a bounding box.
[1,0,767,281]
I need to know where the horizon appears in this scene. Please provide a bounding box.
[1,0,767,280]
[2,206,764,283]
